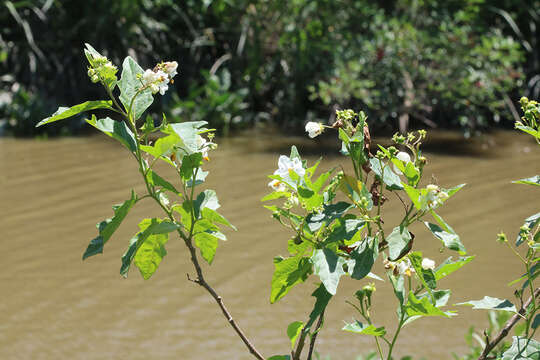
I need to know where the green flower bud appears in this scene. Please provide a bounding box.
[387,146,398,156]
[392,133,405,144]
[496,232,507,243]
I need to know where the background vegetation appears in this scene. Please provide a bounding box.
[1,0,539,137]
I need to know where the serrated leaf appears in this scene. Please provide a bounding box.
[456,296,517,313]
[424,222,466,254]
[270,255,312,303]
[435,256,475,280]
[387,226,412,261]
[501,336,540,359]
[118,56,153,120]
[286,321,304,350]
[369,158,403,190]
[36,100,113,127]
[342,320,386,336]
[86,116,137,153]
[83,190,136,260]
[311,248,348,295]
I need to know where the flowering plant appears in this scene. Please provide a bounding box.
[36,45,538,360]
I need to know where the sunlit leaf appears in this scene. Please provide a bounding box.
[36,100,113,127]
[404,291,451,318]
[86,115,137,153]
[435,256,475,280]
[387,226,412,261]
[501,336,540,359]
[286,321,304,350]
[424,222,466,254]
[118,56,153,120]
[83,190,136,260]
[456,296,517,313]
[512,175,540,187]
[343,320,386,336]
[311,248,348,295]
[270,255,312,303]
[369,158,403,190]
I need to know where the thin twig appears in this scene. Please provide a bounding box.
[307,309,325,360]
[478,287,540,360]
[183,236,265,360]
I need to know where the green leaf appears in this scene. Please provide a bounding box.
[267,356,291,360]
[513,175,540,187]
[517,212,540,246]
[290,145,301,160]
[270,255,312,303]
[118,56,153,120]
[202,208,236,230]
[167,121,209,155]
[187,169,208,188]
[501,336,540,360]
[326,218,366,246]
[516,124,540,139]
[424,222,466,254]
[134,231,168,280]
[194,231,219,264]
[403,184,421,210]
[193,190,220,219]
[387,226,412,261]
[403,162,420,185]
[369,158,403,190]
[286,321,304,350]
[350,237,379,280]
[342,320,386,336]
[140,132,182,166]
[532,314,540,330]
[389,274,405,305]
[297,185,324,211]
[311,248,348,295]
[404,291,450,318]
[408,252,436,290]
[146,170,180,195]
[83,190,137,260]
[435,256,475,280]
[306,284,333,329]
[306,202,353,232]
[86,116,137,153]
[339,174,373,210]
[456,296,517,313]
[36,100,113,127]
[120,218,180,278]
[446,183,466,198]
[261,191,289,202]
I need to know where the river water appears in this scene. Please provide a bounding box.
[1,130,538,359]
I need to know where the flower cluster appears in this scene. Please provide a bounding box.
[268,155,305,191]
[420,184,449,210]
[141,61,178,95]
[87,54,117,85]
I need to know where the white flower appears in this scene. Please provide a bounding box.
[268,179,286,192]
[420,184,447,210]
[196,135,211,161]
[274,155,305,187]
[421,258,436,270]
[142,69,170,95]
[162,61,178,78]
[305,122,324,138]
[393,151,411,175]
[397,259,415,277]
[159,192,170,207]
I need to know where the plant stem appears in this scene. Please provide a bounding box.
[477,288,540,360]
[387,306,405,360]
[307,309,325,360]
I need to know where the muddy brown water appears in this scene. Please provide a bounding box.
[1,130,539,360]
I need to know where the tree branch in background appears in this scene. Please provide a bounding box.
[478,287,540,360]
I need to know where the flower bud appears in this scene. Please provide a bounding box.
[496,232,507,243]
